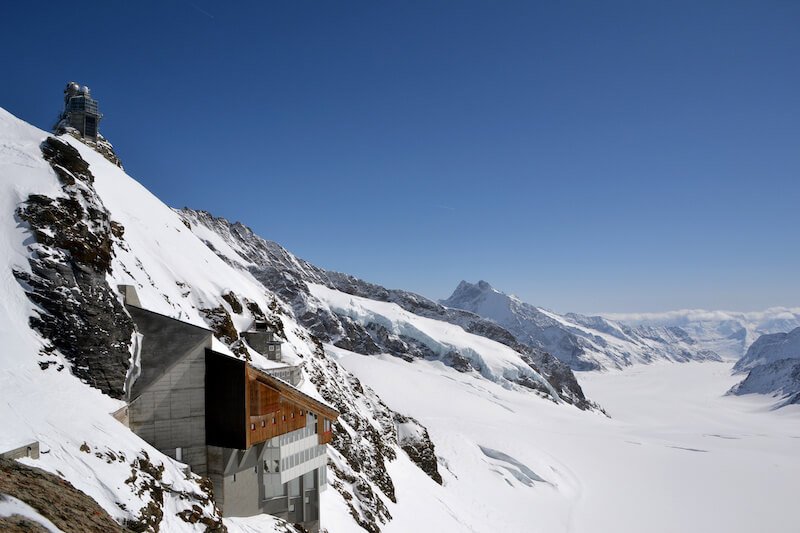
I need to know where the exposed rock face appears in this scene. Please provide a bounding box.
[0,458,124,533]
[729,327,800,408]
[177,209,597,411]
[13,137,133,398]
[55,126,124,168]
[394,414,443,485]
[734,327,800,373]
[729,358,800,407]
[304,340,442,525]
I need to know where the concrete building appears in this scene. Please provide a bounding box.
[122,289,338,532]
[243,321,283,362]
[60,81,102,140]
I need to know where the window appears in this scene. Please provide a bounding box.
[264,458,280,473]
[251,423,256,430]
[268,345,274,351]
[261,420,266,427]
[175,447,182,461]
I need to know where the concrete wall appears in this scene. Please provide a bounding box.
[264,366,302,386]
[0,441,39,460]
[217,445,265,517]
[210,413,327,532]
[243,331,282,361]
[129,339,210,475]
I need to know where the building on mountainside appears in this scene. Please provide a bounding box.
[243,321,283,362]
[57,81,102,140]
[118,286,338,532]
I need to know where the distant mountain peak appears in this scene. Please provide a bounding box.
[442,280,721,371]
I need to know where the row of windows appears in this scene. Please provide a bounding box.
[250,409,304,430]
[275,419,317,445]
[262,444,324,474]
[67,97,99,114]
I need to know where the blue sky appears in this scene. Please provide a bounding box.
[2,1,798,313]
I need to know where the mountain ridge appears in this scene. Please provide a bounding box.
[441,280,721,370]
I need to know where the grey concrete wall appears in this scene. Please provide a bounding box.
[213,420,325,532]
[264,366,301,386]
[0,441,39,460]
[129,340,210,475]
[219,445,263,517]
[243,331,282,361]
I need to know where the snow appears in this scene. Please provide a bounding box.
[605,308,800,359]
[0,494,63,532]
[308,283,558,397]
[333,347,800,533]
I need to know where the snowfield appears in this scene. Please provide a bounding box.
[331,350,800,533]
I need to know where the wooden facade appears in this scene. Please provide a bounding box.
[245,366,338,448]
[206,349,338,450]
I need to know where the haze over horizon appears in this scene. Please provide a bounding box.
[2,1,798,314]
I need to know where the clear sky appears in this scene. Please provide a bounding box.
[2,1,798,314]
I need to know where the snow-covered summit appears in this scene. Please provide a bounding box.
[442,280,721,370]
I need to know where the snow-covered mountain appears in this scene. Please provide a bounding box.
[0,107,467,532]
[177,210,597,410]
[605,308,800,360]
[734,327,800,373]
[3,105,799,533]
[441,280,720,370]
[728,328,800,407]
[0,107,598,532]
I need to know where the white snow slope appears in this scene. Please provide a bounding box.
[307,283,559,398]
[334,349,800,533]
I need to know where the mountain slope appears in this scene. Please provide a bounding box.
[178,209,597,410]
[441,280,720,370]
[728,327,800,407]
[0,107,463,532]
[0,107,603,533]
[733,327,800,373]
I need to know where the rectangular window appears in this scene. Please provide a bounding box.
[269,345,274,351]
[175,447,182,461]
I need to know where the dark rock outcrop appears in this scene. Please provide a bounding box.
[0,458,124,533]
[14,137,133,398]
